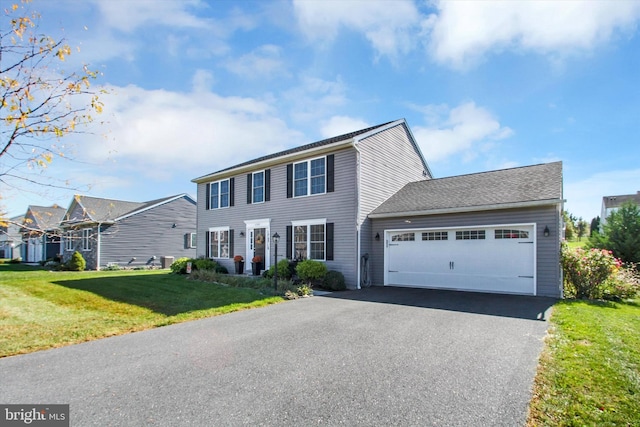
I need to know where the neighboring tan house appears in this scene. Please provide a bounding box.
[600,191,640,226]
[21,205,66,263]
[59,194,196,270]
[192,119,564,298]
[0,215,24,259]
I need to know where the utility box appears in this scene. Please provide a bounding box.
[160,256,174,269]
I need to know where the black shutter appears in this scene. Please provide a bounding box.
[326,222,334,261]
[229,229,234,259]
[205,183,210,210]
[229,178,235,207]
[205,231,210,258]
[327,154,335,193]
[286,164,293,198]
[246,173,252,204]
[265,169,271,202]
[286,225,292,260]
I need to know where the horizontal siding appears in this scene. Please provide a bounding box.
[370,206,562,298]
[99,197,197,268]
[196,147,359,287]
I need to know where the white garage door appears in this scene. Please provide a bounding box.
[385,225,535,295]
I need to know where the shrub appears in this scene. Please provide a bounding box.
[8,257,22,264]
[296,260,327,286]
[264,259,295,280]
[170,257,191,274]
[589,201,640,263]
[103,263,121,271]
[602,264,640,300]
[322,270,346,291]
[66,251,86,271]
[193,258,218,271]
[561,244,621,299]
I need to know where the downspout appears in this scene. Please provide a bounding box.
[96,222,102,270]
[353,139,363,290]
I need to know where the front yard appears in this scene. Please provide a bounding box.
[528,298,640,425]
[0,264,283,357]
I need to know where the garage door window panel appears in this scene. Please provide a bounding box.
[456,230,485,240]
[495,229,529,239]
[422,231,448,241]
[391,232,415,242]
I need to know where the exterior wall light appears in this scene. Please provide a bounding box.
[544,226,550,237]
[375,232,380,241]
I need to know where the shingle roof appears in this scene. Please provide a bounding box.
[24,205,66,231]
[65,194,188,224]
[192,120,396,182]
[602,192,640,209]
[370,161,563,217]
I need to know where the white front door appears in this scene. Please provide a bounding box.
[244,219,271,273]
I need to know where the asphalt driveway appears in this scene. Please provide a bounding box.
[0,287,555,426]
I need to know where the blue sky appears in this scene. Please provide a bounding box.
[2,0,640,222]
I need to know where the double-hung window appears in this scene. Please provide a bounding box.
[64,231,74,251]
[208,227,229,259]
[82,229,91,251]
[292,220,326,261]
[294,157,325,197]
[209,179,230,209]
[252,171,264,203]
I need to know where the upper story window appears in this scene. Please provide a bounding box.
[253,171,264,203]
[287,155,334,198]
[206,178,234,210]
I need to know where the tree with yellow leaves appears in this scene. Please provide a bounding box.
[1,1,104,226]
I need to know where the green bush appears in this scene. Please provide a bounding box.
[601,265,640,300]
[193,258,218,271]
[170,257,191,274]
[561,244,621,299]
[8,257,22,264]
[322,270,346,291]
[264,259,295,280]
[66,251,86,271]
[296,260,327,285]
[589,201,640,264]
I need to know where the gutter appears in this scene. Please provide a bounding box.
[368,199,565,219]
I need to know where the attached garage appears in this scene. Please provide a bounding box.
[384,224,536,295]
[367,162,564,298]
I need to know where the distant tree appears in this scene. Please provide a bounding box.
[589,202,640,264]
[576,218,588,241]
[563,210,576,240]
[589,216,600,236]
[1,0,104,225]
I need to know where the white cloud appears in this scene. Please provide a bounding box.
[95,0,210,32]
[320,116,370,138]
[284,76,348,123]
[292,0,420,58]
[412,102,513,162]
[564,169,640,220]
[425,0,640,69]
[225,45,288,79]
[80,81,305,180]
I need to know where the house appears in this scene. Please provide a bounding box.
[21,205,66,263]
[600,191,640,226]
[192,119,564,298]
[0,215,24,259]
[59,194,196,270]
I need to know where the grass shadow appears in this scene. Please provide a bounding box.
[52,273,273,317]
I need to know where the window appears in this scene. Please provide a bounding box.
[422,231,448,241]
[495,229,529,239]
[188,233,197,249]
[82,229,91,251]
[294,157,325,197]
[456,230,486,240]
[208,228,229,258]
[64,231,74,251]
[252,171,264,203]
[292,220,326,260]
[391,232,415,242]
[208,179,230,209]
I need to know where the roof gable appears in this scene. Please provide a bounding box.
[370,162,563,218]
[192,120,405,183]
[602,192,640,209]
[22,205,66,231]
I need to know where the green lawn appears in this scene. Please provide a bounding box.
[0,264,283,357]
[528,299,640,426]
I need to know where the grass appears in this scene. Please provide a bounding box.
[0,264,284,357]
[528,298,640,426]
[564,238,589,249]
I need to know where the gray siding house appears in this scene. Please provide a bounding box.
[0,215,24,260]
[60,194,196,270]
[193,119,564,297]
[601,191,640,226]
[21,205,66,263]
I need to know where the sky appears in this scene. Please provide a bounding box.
[2,0,640,222]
